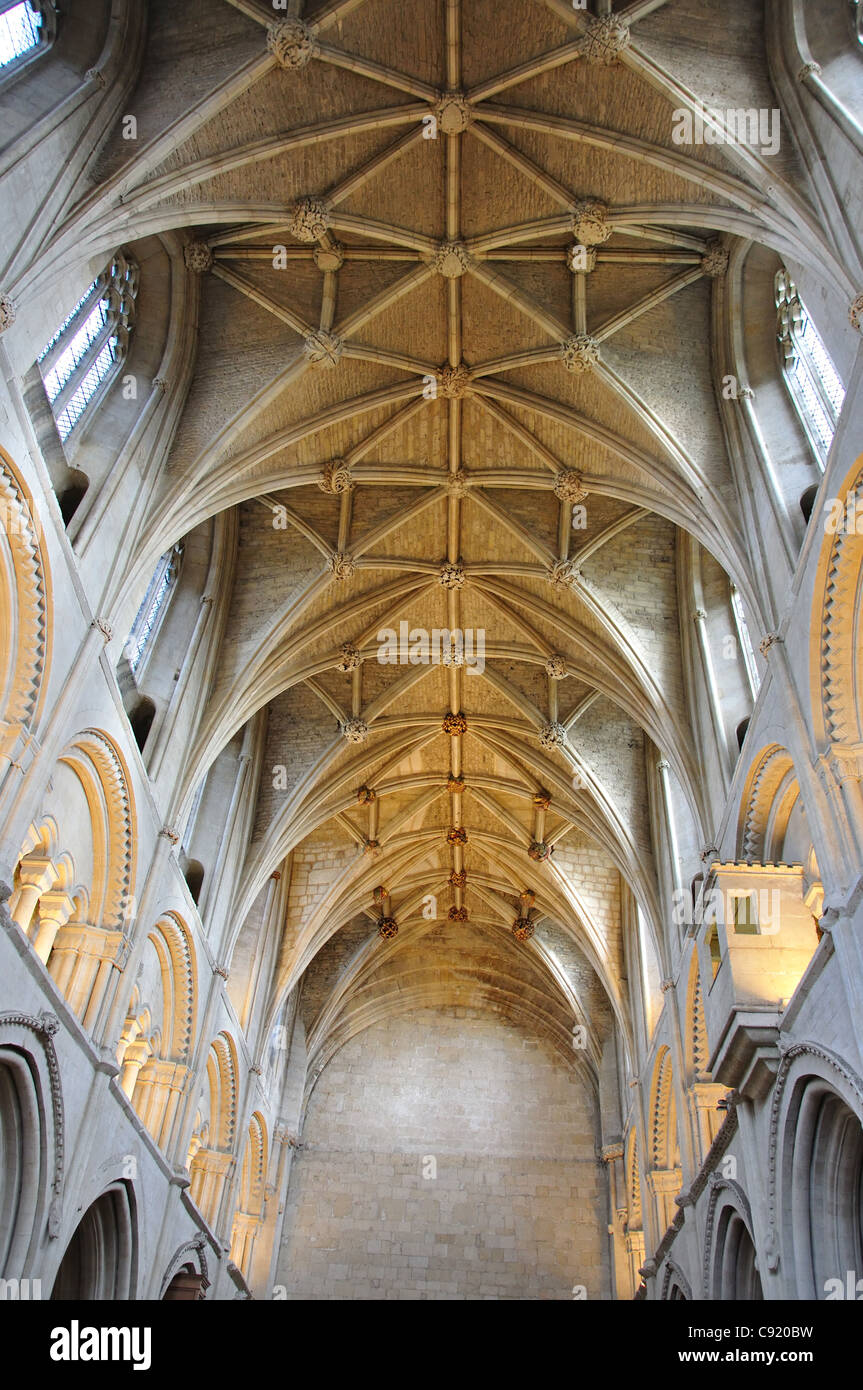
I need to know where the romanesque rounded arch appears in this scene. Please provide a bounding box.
[703,1178,762,1300]
[684,949,709,1081]
[737,744,798,862]
[148,913,197,1065]
[767,1041,863,1299]
[207,1031,239,1153]
[625,1128,642,1228]
[0,1009,64,1278]
[648,1045,678,1171]
[56,729,136,929]
[811,457,863,764]
[49,1182,137,1301]
[0,447,51,753]
[660,1258,692,1301]
[230,1111,269,1280]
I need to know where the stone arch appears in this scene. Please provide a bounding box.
[159,1235,210,1300]
[0,1008,64,1276]
[660,1257,692,1301]
[625,1127,642,1231]
[56,728,136,930]
[148,913,196,1065]
[207,1031,239,1153]
[768,1041,863,1298]
[704,1178,763,1300]
[0,447,50,765]
[49,1182,137,1301]
[684,949,709,1081]
[737,743,798,861]
[115,913,197,1149]
[230,1111,268,1280]
[188,1032,240,1231]
[812,458,863,774]
[649,1045,678,1171]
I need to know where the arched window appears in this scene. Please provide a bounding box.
[729,584,760,699]
[775,269,846,468]
[0,1,56,76]
[124,546,181,675]
[37,251,138,443]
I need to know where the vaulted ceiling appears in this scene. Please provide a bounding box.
[59,0,832,1080]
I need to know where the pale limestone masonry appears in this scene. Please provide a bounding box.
[0,0,860,1307]
[277,1011,608,1300]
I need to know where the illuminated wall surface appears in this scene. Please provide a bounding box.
[0,0,861,1307]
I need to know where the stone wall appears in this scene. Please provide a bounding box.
[277,1007,609,1300]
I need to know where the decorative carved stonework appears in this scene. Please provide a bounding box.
[850,293,863,334]
[560,333,600,374]
[797,60,822,82]
[328,551,355,580]
[442,711,468,735]
[445,468,469,498]
[363,839,381,857]
[759,632,782,657]
[581,15,630,65]
[511,916,534,942]
[439,561,465,589]
[318,459,354,493]
[267,19,319,69]
[448,905,468,921]
[571,199,612,246]
[290,197,332,242]
[436,363,471,397]
[538,721,566,749]
[435,91,471,134]
[356,784,375,804]
[553,469,589,504]
[528,840,551,861]
[184,242,214,274]
[341,716,368,742]
[372,884,388,906]
[434,241,471,278]
[0,293,16,333]
[447,774,466,793]
[378,916,398,940]
[336,641,362,671]
[314,242,345,272]
[547,559,580,590]
[701,240,729,278]
[446,826,468,845]
[545,655,568,680]
[91,617,113,643]
[532,788,551,809]
[304,329,343,365]
[449,868,467,888]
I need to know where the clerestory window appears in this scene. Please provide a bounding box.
[37,251,138,443]
[0,1,56,75]
[124,547,181,675]
[775,269,846,469]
